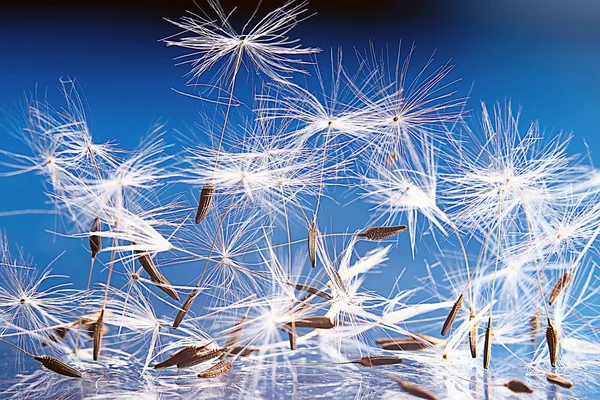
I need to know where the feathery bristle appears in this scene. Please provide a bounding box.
[504,379,533,394]
[308,222,317,268]
[386,374,439,400]
[197,359,233,379]
[173,289,198,329]
[355,355,402,367]
[358,225,407,241]
[93,308,105,361]
[545,372,573,389]
[89,217,102,259]
[548,271,573,306]
[469,306,478,359]
[546,318,559,368]
[441,292,464,336]
[33,356,83,378]
[483,317,492,369]
[293,283,332,300]
[195,182,215,224]
[294,316,335,329]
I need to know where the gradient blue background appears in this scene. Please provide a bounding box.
[0,0,599,324]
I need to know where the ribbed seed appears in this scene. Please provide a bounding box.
[548,271,573,306]
[288,321,297,351]
[380,338,427,351]
[89,217,102,259]
[195,182,215,224]
[504,379,533,394]
[197,359,233,379]
[354,355,402,367]
[483,317,492,369]
[177,348,226,369]
[386,374,438,400]
[293,283,332,300]
[227,346,256,357]
[135,249,179,301]
[93,308,105,361]
[469,306,478,359]
[358,225,407,241]
[441,292,464,336]
[173,289,198,329]
[155,346,207,369]
[33,356,83,378]
[545,372,573,389]
[308,222,317,268]
[294,316,335,329]
[546,318,559,368]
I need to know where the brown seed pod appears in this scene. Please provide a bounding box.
[195,182,215,224]
[504,379,534,394]
[173,289,198,329]
[441,292,464,336]
[357,225,407,241]
[545,372,573,389]
[530,308,540,342]
[33,356,83,378]
[227,346,256,357]
[546,318,559,368]
[308,222,317,268]
[155,345,207,369]
[293,283,332,300]
[483,317,492,369]
[294,316,335,329]
[197,359,233,379]
[177,348,226,369]
[386,374,438,400]
[380,338,427,351]
[93,308,105,361]
[354,355,403,367]
[135,249,179,301]
[548,271,573,306]
[89,217,102,259]
[469,306,478,359]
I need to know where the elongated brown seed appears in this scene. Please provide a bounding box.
[548,271,573,306]
[530,308,540,342]
[197,359,233,379]
[469,306,478,359]
[294,316,335,329]
[308,222,317,268]
[381,338,427,351]
[173,289,198,329]
[155,345,207,369]
[441,292,464,336]
[178,348,226,369]
[546,318,559,368]
[545,372,573,389]
[483,317,492,369]
[89,217,102,259]
[376,334,445,347]
[227,346,256,357]
[288,321,297,351]
[195,182,215,224]
[386,374,438,400]
[293,283,332,300]
[135,249,179,301]
[357,225,407,241]
[504,379,533,394]
[93,308,105,361]
[354,355,403,367]
[33,356,83,378]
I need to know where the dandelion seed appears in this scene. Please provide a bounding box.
[177,348,226,369]
[548,271,573,306]
[483,317,492,369]
[195,182,215,224]
[504,379,534,394]
[385,374,438,400]
[469,305,478,358]
[93,308,105,361]
[154,345,209,369]
[228,346,256,357]
[357,225,407,241]
[530,308,540,342]
[351,355,403,367]
[308,222,317,268]
[441,292,463,336]
[197,359,233,379]
[89,217,102,258]
[545,372,573,389]
[33,356,83,378]
[546,318,559,368]
[293,316,335,329]
[288,321,296,351]
[173,289,198,329]
[135,248,179,301]
[380,338,427,351]
[292,283,332,300]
